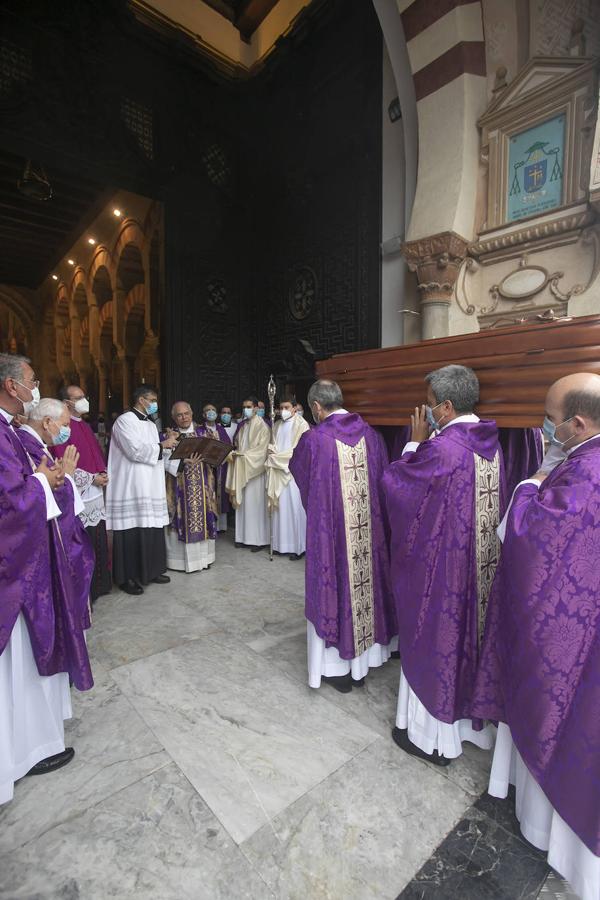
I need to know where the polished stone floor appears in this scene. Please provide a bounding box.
[0,533,573,899]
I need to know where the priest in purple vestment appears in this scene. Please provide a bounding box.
[472,372,600,900]
[382,365,504,765]
[18,398,95,633]
[0,354,93,804]
[54,384,111,603]
[163,401,218,573]
[198,401,232,533]
[289,379,397,693]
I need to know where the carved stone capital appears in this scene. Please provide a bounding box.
[402,231,469,305]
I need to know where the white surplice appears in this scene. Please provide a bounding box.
[268,415,308,555]
[106,411,168,531]
[490,724,600,900]
[0,409,71,805]
[163,423,216,573]
[396,413,495,757]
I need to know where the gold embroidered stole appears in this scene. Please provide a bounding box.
[336,436,375,656]
[474,450,501,642]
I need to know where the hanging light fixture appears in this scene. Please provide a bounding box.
[17,160,53,201]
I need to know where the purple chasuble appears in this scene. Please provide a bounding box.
[17,428,95,632]
[52,416,106,473]
[289,412,397,659]
[197,422,232,515]
[472,435,600,855]
[165,425,217,543]
[382,421,505,723]
[498,427,543,498]
[0,416,93,691]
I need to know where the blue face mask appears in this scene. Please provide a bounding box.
[205,410,217,422]
[543,415,574,447]
[257,408,265,418]
[146,401,158,417]
[221,413,232,425]
[243,407,253,419]
[51,424,71,446]
[425,401,447,432]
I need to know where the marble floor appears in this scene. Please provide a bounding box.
[0,532,573,899]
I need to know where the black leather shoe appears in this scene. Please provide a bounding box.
[391,650,401,659]
[289,553,305,561]
[353,677,365,688]
[250,545,266,553]
[120,580,143,595]
[153,574,171,584]
[321,673,353,694]
[391,727,451,766]
[26,747,75,776]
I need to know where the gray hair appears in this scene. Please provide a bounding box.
[564,389,600,426]
[0,353,30,385]
[171,400,192,416]
[307,379,344,412]
[29,398,68,422]
[425,365,479,413]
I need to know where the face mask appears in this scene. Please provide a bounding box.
[16,382,40,416]
[425,401,446,432]
[543,415,574,447]
[205,410,217,422]
[50,423,71,446]
[257,408,265,418]
[297,411,304,419]
[74,398,89,415]
[221,413,232,426]
[145,401,158,417]
[243,408,253,419]
[281,409,292,421]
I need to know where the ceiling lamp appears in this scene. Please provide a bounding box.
[51,274,58,281]
[67,259,75,266]
[88,237,96,245]
[113,208,122,217]
[17,160,53,201]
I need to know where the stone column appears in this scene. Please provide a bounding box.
[121,354,136,410]
[98,363,109,415]
[402,232,469,340]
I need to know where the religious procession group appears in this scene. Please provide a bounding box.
[2,351,600,900]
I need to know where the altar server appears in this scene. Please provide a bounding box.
[289,379,397,692]
[265,397,309,559]
[0,354,93,804]
[17,399,95,632]
[382,365,504,765]
[54,384,111,602]
[472,372,600,900]
[226,395,270,551]
[163,401,217,572]
[106,385,177,595]
[198,401,231,532]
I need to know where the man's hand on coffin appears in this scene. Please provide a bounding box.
[185,452,203,464]
[161,432,178,450]
[411,405,431,443]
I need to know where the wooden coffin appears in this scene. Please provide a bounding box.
[316,314,600,427]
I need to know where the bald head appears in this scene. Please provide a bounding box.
[307,379,344,424]
[545,372,600,448]
[171,401,193,430]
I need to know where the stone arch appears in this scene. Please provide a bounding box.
[113,218,145,263]
[0,286,34,355]
[88,248,114,300]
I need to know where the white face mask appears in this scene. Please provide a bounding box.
[281,409,292,421]
[16,382,40,416]
[74,397,90,415]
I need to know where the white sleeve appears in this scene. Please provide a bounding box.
[112,415,161,466]
[539,442,567,474]
[163,448,180,478]
[496,478,540,543]
[65,474,85,516]
[31,472,61,521]
[402,441,420,455]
